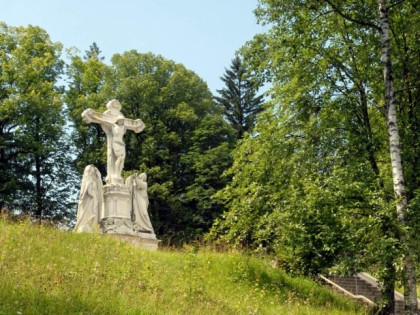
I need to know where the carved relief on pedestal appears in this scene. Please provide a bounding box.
[100,217,136,236]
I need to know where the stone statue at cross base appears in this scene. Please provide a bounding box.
[126,173,154,234]
[74,165,103,233]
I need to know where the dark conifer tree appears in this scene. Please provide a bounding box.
[84,42,105,61]
[214,56,264,140]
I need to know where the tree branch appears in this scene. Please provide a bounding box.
[322,0,381,31]
[310,9,335,23]
[388,0,407,10]
[394,85,420,94]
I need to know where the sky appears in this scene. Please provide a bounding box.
[1,0,264,94]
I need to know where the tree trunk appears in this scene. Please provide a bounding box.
[34,117,43,219]
[359,84,381,176]
[381,260,396,315]
[379,213,397,315]
[378,0,418,313]
[35,155,43,218]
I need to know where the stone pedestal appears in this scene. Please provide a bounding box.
[103,184,131,219]
[100,183,159,250]
[105,234,160,250]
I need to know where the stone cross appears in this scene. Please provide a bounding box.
[81,99,145,185]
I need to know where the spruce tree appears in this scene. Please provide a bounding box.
[214,56,264,140]
[84,42,105,61]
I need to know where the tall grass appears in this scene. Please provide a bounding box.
[0,219,367,314]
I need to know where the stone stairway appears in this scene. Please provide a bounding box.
[320,273,411,314]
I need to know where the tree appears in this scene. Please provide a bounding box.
[0,22,76,220]
[214,56,264,140]
[318,1,418,312]
[66,50,236,242]
[65,44,110,176]
[376,2,418,311]
[210,96,394,271]
[210,1,419,313]
[84,42,104,61]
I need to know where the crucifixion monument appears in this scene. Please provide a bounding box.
[75,99,159,250]
[81,99,144,185]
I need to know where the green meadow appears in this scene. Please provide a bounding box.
[0,219,368,314]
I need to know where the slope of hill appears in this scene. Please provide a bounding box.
[0,219,365,314]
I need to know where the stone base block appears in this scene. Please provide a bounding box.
[101,217,136,235]
[105,234,160,251]
[100,217,160,250]
[103,184,131,218]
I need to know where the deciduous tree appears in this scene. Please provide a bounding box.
[66,50,235,242]
[210,1,419,313]
[0,22,76,220]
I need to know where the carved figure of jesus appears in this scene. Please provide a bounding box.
[81,99,145,184]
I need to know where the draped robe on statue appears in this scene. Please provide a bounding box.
[74,165,103,232]
[126,173,154,233]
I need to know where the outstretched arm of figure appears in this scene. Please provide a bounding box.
[125,119,145,133]
[81,108,116,127]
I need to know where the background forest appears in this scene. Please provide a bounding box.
[0,0,419,314]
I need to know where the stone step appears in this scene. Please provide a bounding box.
[332,281,373,287]
[322,274,420,315]
[327,281,380,297]
[327,280,376,289]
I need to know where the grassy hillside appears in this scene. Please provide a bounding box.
[0,219,366,314]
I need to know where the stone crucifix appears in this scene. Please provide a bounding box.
[81,99,145,185]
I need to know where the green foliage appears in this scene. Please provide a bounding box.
[210,1,419,284]
[209,105,396,276]
[66,49,236,243]
[65,46,110,176]
[0,22,76,219]
[0,219,364,314]
[390,2,420,251]
[214,56,264,140]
